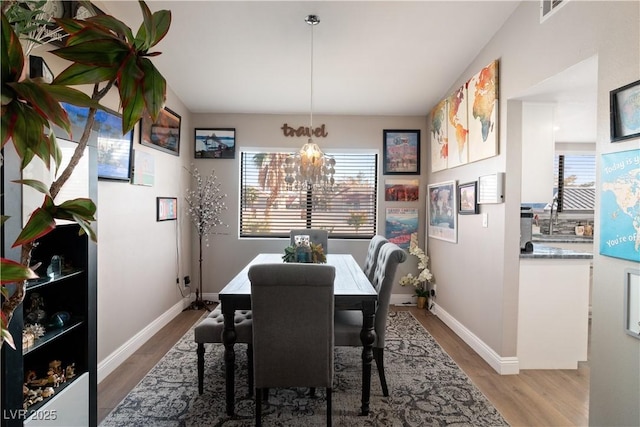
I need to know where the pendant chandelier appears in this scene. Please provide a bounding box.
[285,14,336,191]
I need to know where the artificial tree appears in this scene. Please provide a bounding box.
[184,167,227,310]
[1,0,172,347]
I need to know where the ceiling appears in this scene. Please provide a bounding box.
[100,1,521,116]
[99,1,596,143]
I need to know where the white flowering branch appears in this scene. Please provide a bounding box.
[185,167,227,240]
[399,245,433,297]
[184,167,227,309]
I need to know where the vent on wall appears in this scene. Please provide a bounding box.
[540,0,567,22]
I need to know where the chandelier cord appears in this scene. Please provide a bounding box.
[309,17,314,130]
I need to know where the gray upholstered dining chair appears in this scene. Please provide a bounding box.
[362,235,388,283]
[193,305,253,395]
[290,228,329,253]
[249,263,335,427]
[334,242,407,397]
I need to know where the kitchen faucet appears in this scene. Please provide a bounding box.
[549,196,558,235]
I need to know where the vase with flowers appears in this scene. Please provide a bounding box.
[399,245,433,309]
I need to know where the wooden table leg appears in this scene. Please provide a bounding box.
[222,307,237,416]
[359,300,376,416]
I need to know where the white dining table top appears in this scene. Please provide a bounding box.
[219,253,377,298]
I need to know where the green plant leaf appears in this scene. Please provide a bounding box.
[71,213,97,242]
[139,58,166,121]
[149,10,171,47]
[1,13,24,82]
[137,0,155,51]
[53,62,118,86]
[1,258,39,284]
[13,179,51,196]
[8,81,71,133]
[52,39,129,67]
[12,207,56,248]
[117,56,145,133]
[57,197,97,219]
[87,14,135,43]
[1,326,16,350]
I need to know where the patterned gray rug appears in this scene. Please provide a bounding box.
[100,311,508,426]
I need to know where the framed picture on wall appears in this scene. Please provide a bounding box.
[382,129,420,174]
[458,181,479,214]
[427,180,457,243]
[194,128,236,159]
[54,102,133,181]
[140,107,181,156]
[156,197,177,221]
[610,80,640,142]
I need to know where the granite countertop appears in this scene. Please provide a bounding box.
[520,243,593,259]
[532,234,594,244]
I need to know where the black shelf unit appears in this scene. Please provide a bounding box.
[1,143,97,426]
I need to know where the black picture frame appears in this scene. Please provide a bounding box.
[383,129,420,175]
[194,128,236,159]
[140,107,181,156]
[156,197,177,221]
[54,102,133,181]
[29,56,53,83]
[458,181,479,215]
[610,79,640,142]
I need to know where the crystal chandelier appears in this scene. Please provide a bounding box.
[285,15,336,191]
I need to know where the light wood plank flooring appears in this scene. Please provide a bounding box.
[97,306,589,426]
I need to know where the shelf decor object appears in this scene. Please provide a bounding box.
[427,180,457,243]
[610,79,640,142]
[194,128,236,159]
[140,107,181,156]
[383,129,420,175]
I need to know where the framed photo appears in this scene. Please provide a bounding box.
[385,207,419,249]
[427,180,457,243]
[55,102,133,181]
[383,129,420,174]
[156,197,177,221]
[458,181,479,214]
[624,269,640,339]
[610,80,640,142]
[384,179,419,201]
[195,128,236,159]
[140,107,181,156]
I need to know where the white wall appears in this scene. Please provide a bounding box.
[189,113,426,297]
[430,1,639,425]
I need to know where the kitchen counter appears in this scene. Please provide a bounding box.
[520,243,593,259]
[532,233,594,244]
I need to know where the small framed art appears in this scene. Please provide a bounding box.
[624,269,640,339]
[458,181,479,214]
[194,128,236,159]
[610,80,640,142]
[140,107,181,156]
[156,197,177,221]
[383,129,420,175]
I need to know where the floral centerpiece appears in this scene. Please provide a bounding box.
[399,245,433,300]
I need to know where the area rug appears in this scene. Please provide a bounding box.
[100,311,508,426]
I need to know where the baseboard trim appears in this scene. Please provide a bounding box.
[97,297,191,383]
[431,303,520,375]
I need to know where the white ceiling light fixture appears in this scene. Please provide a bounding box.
[285,14,336,192]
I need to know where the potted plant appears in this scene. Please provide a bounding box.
[1,0,172,348]
[399,245,433,309]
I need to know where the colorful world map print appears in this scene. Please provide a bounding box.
[600,149,640,262]
[468,60,498,163]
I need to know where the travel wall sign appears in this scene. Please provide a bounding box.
[281,123,328,138]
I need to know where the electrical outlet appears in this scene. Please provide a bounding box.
[482,213,489,228]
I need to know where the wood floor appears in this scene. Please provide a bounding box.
[97,306,589,426]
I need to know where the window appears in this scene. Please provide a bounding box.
[553,154,595,212]
[240,151,378,238]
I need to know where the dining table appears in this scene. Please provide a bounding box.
[219,253,378,416]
